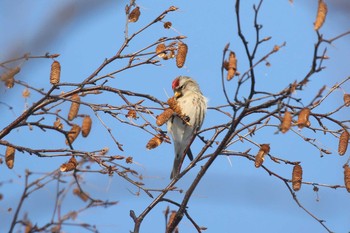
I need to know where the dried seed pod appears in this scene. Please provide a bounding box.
[126,109,137,119]
[68,94,80,121]
[344,165,350,193]
[163,21,172,29]
[338,130,349,156]
[343,94,350,107]
[5,146,15,169]
[22,88,30,98]
[81,116,92,137]
[314,0,327,31]
[297,108,311,129]
[66,124,81,145]
[60,156,78,172]
[146,135,163,150]
[280,111,292,133]
[128,6,140,22]
[227,51,237,81]
[73,188,89,202]
[156,43,167,59]
[254,144,270,168]
[50,61,61,85]
[156,108,174,126]
[1,66,20,88]
[168,97,182,116]
[292,164,303,191]
[176,42,188,68]
[53,118,63,130]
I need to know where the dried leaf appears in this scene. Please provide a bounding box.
[50,61,61,85]
[280,110,292,133]
[292,164,303,191]
[5,146,15,169]
[314,0,327,30]
[338,130,349,156]
[68,94,80,121]
[297,108,311,129]
[82,116,92,137]
[176,42,188,68]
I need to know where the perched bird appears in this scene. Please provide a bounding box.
[167,76,207,179]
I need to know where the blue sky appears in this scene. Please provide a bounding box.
[1,1,350,232]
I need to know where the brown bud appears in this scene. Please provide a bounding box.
[128,6,140,22]
[81,116,92,137]
[163,21,172,29]
[254,144,270,168]
[176,42,188,68]
[156,108,174,126]
[280,111,292,133]
[292,164,303,191]
[53,118,63,130]
[68,94,80,121]
[156,43,167,59]
[22,88,30,98]
[66,124,81,145]
[73,188,89,202]
[344,165,350,193]
[5,146,15,169]
[226,51,237,81]
[338,130,349,156]
[343,94,350,107]
[297,108,311,129]
[50,61,61,85]
[314,0,327,31]
[1,66,20,88]
[146,135,163,150]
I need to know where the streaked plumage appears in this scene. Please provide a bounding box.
[167,76,207,179]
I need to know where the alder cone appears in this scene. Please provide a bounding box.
[344,165,350,193]
[82,116,92,137]
[146,135,163,150]
[254,144,270,168]
[5,146,15,169]
[176,42,188,68]
[292,164,303,191]
[68,94,80,121]
[343,94,350,107]
[50,61,61,85]
[314,0,327,30]
[338,130,349,156]
[297,108,311,129]
[280,111,292,133]
[128,6,140,22]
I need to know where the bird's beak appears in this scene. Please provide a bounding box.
[174,90,182,98]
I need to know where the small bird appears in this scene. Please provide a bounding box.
[167,76,207,179]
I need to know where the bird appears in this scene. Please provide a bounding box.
[167,76,207,179]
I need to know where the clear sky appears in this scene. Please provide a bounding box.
[1,1,350,233]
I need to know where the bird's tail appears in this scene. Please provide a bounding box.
[170,153,181,179]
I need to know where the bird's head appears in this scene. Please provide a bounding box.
[171,76,200,99]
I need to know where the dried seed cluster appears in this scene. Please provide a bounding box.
[280,110,292,133]
[1,67,20,88]
[297,108,311,129]
[343,94,350,107]
[176,42,188,68]
[60,156,78,172]
[156,108,174,126]
[292,164,303,191]
[225,51,237,81]
[314,0,327,30]
[5,146,15,169]
[66,124,81,145]
[82,116,92,137]
[338,130,349,156]
[344,165,350,193]
[50,61,61,85]
[128,6,141,22]
[254,144,270,168]
[68,94,80,121]
[146,134,163,150]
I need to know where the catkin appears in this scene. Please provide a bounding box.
[50,61,61,85]
[82,116,92,137]
[5,146,15,169]
[146,135,163,150]
[68,94,80,121]
[254,144,270,168]
[292,164,303,191]
[176,42,188,68]
[297,108,311,129]
[128,6,140,22]
[156,108,174,126]
[343,94,350,107]
[280,111,292,133]
[344,165,350,193]
[60,156,78,172]
[314,0,327,31]
[66,124,81,145]
[338,130,349,156]
[227,52,237,81]
[156,43,167,59]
